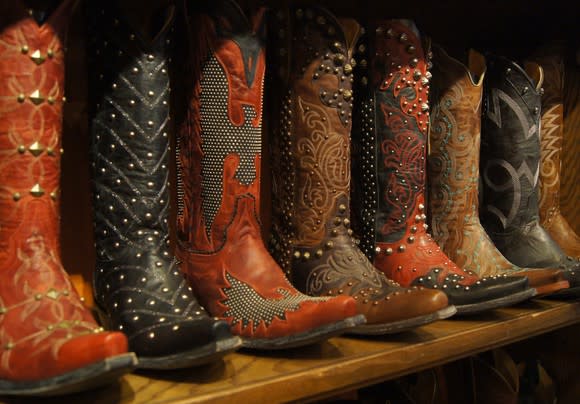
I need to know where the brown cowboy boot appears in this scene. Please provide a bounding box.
[427,45,569,296]
[268,6,454,335]
[0,0,136,396]
[175,0,363,349]
[529,44,580,258]
[352,19,535,315]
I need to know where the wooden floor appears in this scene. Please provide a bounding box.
[3,299,580,404]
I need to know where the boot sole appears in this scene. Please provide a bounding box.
[241,314,366,350]
[0,353,137,397]
[348,305,457,335]
[545,285,580,299]
[533,280,570,297]
[137,336,242,370]
[454,288,537,315]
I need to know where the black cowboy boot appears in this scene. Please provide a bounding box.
[480,54,580,298]
[88,0,241,369]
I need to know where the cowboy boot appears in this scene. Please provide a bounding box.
[352,20,534,315]
[480,54,580,297]
[529,44,580,258]
[88,0,242,369]
[268,6,455,336]
[175,0,363,349]
[0,0,136,396]
[427,45,569,296]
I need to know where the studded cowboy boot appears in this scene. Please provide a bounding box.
[268,6,454,335]
[88,1,241,369]
[175,0,363,349]
[480,54,580,298]
[427,45,569,296]
[352,20,534,315]
[530,46,580,258]
[0,0,136,396]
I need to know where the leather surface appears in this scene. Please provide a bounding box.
[0,0,128,382]
[352,20,529,306]
[268,6,449,325]
[176,0,357,340]
[561,57,580,235]
[88,1,231,358]
[532,49,580,257]
[480,55,580,276]
[428,45,565,288]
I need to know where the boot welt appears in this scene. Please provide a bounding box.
[533,280,570,297]
[348,305,457,336]
[241,314,366,350]
[0,353,137,397]
[454,288,537,315]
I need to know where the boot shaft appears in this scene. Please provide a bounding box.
[88,1,175,265]
[352,20,432,257]
[0,0,75,259]
[177,0,266,253]
[530,48,565,224]
[480,55,544,233]
[428,46,486,237]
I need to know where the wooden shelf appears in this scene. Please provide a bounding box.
[4,299,580,404]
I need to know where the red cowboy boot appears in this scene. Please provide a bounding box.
[352,20,535,314]
[427,45,569,296]
[175,0,363,349]
[530,45,580,258]
[0,0,135,396]
[268,5,454,335]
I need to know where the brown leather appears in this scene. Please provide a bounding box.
[0,0,129,382]
[472,350,519,404]
[176,2,358,341]
[561,56,580,235]
[269,6,450,328]
[531,47,580,258]
[428,46,568,294]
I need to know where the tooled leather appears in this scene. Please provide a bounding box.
[364,21,476,286]
[428,46,532,277]
[533,52,580,258]
[88,3,223,357]
[0,1,127,381]
[480,55,580,271]
[269,8,449,324]
[177,1,356,339]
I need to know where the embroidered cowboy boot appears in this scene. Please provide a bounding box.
[352,20,534,314]
[176,0,363,349]
[427,45,569,296]
[530,46,580,258]
[88,0,241,369]
[480,54,580,298]
[0,0,136,396]
[268,6,455,335]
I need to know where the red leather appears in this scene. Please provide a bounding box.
[0,1,128,382]
[177,8,357,340]
[369,21,478,288]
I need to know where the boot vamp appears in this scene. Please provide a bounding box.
[489,220,569,268]
[412,269,530,306]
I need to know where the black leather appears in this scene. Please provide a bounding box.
[88,1,235,366]
[480,55,580,283]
